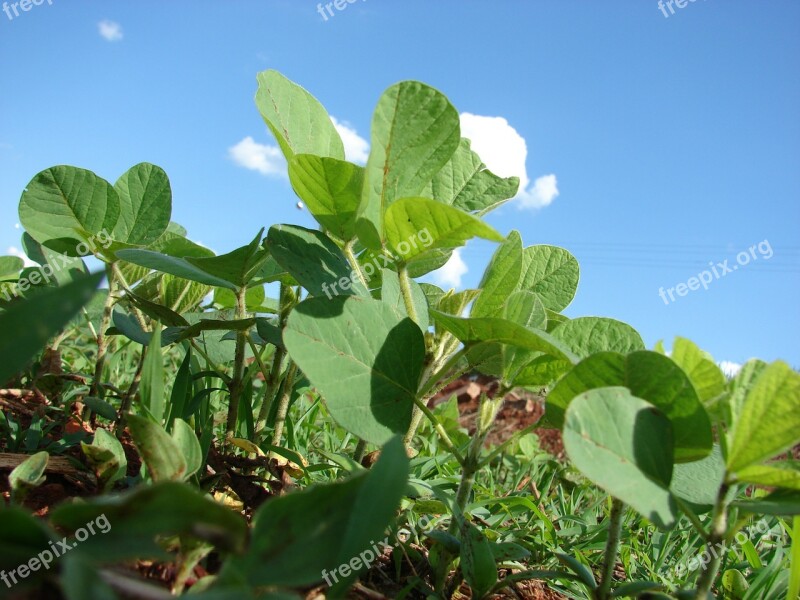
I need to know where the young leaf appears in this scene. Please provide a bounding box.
[518,245,580,312]
[0,272,104,383]
[459,521,498,599]
[266,224,368,298]
[471,230,523,318]
[670,337,727,404]
[140,326,165,423]
[547,351,713,462]
[127,414,187,482]
[288,155,364,241]
[284,296,425,445]
[112,163,172,246]
[171,418,202,479]
[563,387,677,529]
[727,361,800,473]
[9,451,48,503]
[18,166,120,247]
[255,69,344,161]
[358,81,460,248]
[383,197,503,263]
[81,428,127,491]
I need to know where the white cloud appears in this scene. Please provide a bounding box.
[459,112,558,210]
[432,248,468,289]
[98,20,124,42]
[719,361,742,379]
[6,247,34,267]
[229,137,285,176]
[520,174,559,209]
[331,117,369,164]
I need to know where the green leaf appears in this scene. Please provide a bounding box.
[518,245,580,312]
[116,249,238,290]
[215,286,265,311]
[266,224,368,298]
[429,310,578,364]
[727,361,800,472]
[255,70,344,160]
[0,507,54,570]
[112,163,172,245]
[732,490,800,516]
[547,351,712,462]
[720,569,749,599]
[736,462,800,491]
[140,326,165,423]
[460,522,498,599]
[81,428,127,491]
[50,482,248,560]
[471,231,523,318]
[511,316,643,386]
[222,437,409,588]
[552,317,645,359]
[384,197,503,263]
[670,337,727,404]
[0,256,23,280]
[187,230,268,289]
[9,451,48,503]
[171,418,202,479]
[421,138,519,215]
[284,296,425,445]
[358,81,460,248]
[288,155,363,241]
[127,414,187,482]
[563,387,678,529]
[19,166,120,246]
[174,317,256,343]
[61,554,118,600]
[0,272,104,383]
[670,444,726,511]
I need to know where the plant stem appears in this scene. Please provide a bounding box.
[255,345,286,438]
[111,262,148,332]
[115,348,146,436]
[344,240,369,289]
[404,347,469,447]
[694,480,730,599]
[270,361,298,447]
[410,395,465,467]
[353,438,368,464]
[89,263,118,399]
[596,498,625,600]
[224,286,249,444]
[398,265,420,325]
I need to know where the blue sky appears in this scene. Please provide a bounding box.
[1,1,798,367]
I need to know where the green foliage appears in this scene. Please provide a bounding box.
[3,68,797,600]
